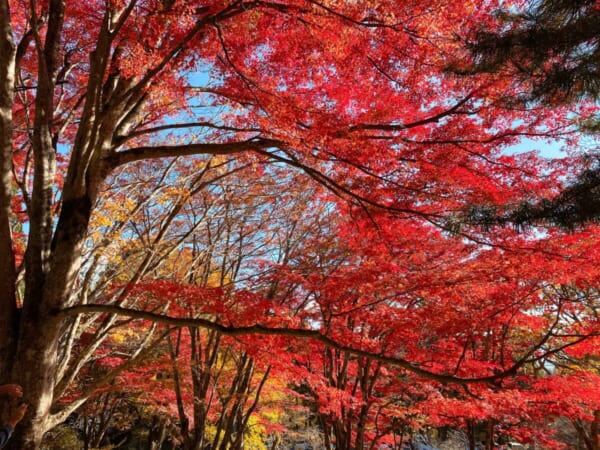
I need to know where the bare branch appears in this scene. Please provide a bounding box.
[124,122,262,140]
[61,304,535,385]
[345,90,479,134]
[108,137,282,168]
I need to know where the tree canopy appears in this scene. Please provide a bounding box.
[1,1,600,449]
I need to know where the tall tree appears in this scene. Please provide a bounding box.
[0,1,593,448]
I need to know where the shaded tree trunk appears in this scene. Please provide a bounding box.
[575,411,600,450]
[592,410,600,450]
[0,0,18,379]
[485,421,494,450]
[467,421,476,450]
[147,415,168,450]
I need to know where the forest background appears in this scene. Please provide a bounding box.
[2,0,600,449]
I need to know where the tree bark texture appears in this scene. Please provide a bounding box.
[0,0,18,379]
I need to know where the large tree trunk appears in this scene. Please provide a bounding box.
[9,160,102,450]
[5,1,70,447]
[3,0,126,446]
[9,167,98,450]
[9,316,63,449]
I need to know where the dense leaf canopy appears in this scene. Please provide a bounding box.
[0,1,600,449]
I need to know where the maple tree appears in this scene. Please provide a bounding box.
[49,159,330,448]
[1,0,600,449]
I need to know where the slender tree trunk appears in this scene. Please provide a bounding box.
[467,421,476,450]
[485,421,494,450]
[169,331,192,450]
[591,410,600,450]
[319,417,332,450]
[147,415,168,450]
[0,0,18,379]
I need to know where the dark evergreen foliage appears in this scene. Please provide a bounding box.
[467,0,600,103]
[456,0,600,230]
[462,157,600,231]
